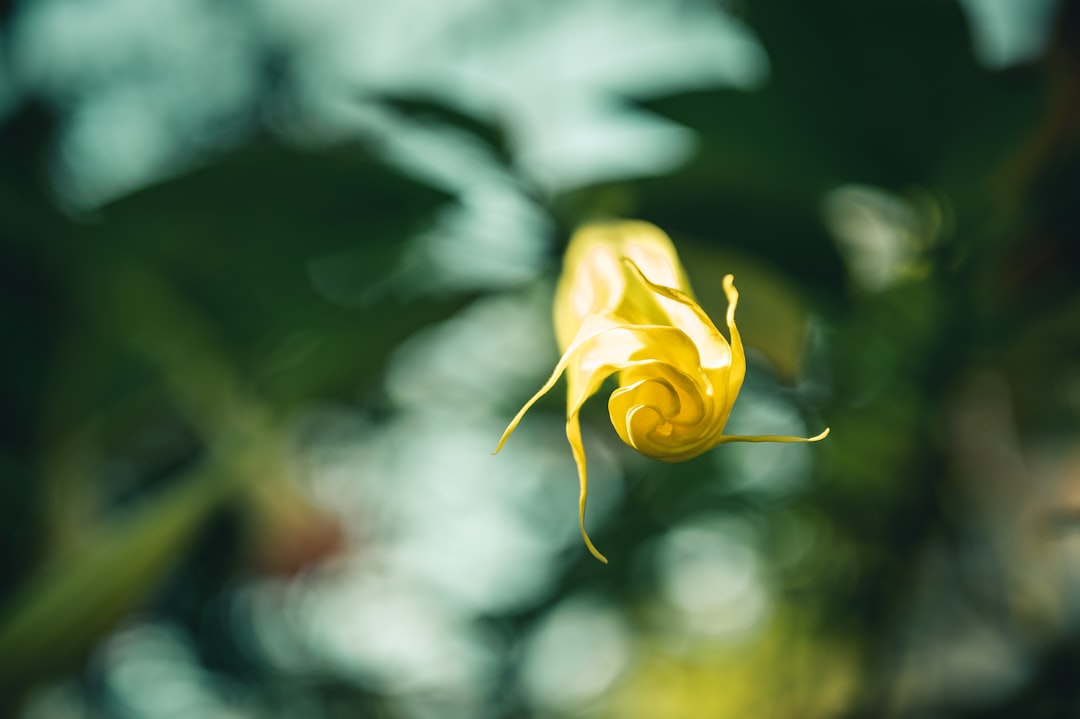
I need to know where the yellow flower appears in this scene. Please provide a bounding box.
[495,221,828,562]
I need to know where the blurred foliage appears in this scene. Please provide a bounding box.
[3,0,1080,718]
[0,96,469,708]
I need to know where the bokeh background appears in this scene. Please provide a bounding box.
[3,0,1080,717]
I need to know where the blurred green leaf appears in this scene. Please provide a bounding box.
[617,0,1042,305]
[85,142,450,376]
[0,460,238,700]
[376,93,515,168]
[27,141,467,435]
[0,125,474,703]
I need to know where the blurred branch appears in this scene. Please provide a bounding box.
[0,262,291,702]
[0,446,244,700]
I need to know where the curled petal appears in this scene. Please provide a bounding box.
[494,321,705,563]
[608,361,722,461]
[494,321,704,451]
[496,220,829,563]
[554,222,692,348]
[622,259,731,365]
[722,274,746,404]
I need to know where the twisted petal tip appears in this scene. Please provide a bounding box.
[585,538,609,564]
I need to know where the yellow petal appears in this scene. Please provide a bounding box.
[722,273,746,407]
[497,219,829,563]
[565,412,608,563]
[554,221,692,350]
[713,427,832,444]
[494,319,701,454]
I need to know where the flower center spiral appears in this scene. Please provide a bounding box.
[609,362,714,461]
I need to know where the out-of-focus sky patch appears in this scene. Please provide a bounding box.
[366,388,623,613]
[10,0,261,207]
[458,0,768,192]
[97,623,255,719]
[228,578,313,676]
[8,0,767,212]
[516,97,697,197]
[303,574,499,694]
[222,288,628,709]
[236,555,502,717]
[376,414,575,612]
[957,0,1060,68]
[385,288,558,412]
[653,516,771,642]
[519,593,635,715]
[270,0,768,191]
[823,184,944,295]
[380,286,626,578]
[405,186,552,293]
[231,408,623,710]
